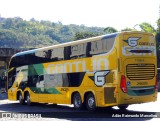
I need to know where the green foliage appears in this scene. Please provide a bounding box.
[0,29,18,48]
[121,27,134,31]
[74,31,102,41]
[104,27,117,33]
[139,22,156,34]
[0,17,105,48]
[1,17,160,50]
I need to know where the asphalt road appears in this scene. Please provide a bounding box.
[0,92,160,121]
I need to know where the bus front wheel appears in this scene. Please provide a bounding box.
[73,93,83,110]
[26,93,32,106]
[86,93,96,111]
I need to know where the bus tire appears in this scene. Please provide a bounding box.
[26,93,32,106]
[18,93,25,105]
[73,93,83,110]
[86,93,96,111]
[118,105,128,110]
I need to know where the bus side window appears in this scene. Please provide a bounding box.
[8,76,15,88]
[89,38,115,55]
[70,43,87,59]
[51,48,64,61]
[28,75,38,87]
[62,74,69,87]
[9,56,17,68]
[39,75,44,82]
[65,42,91,59]
[20,55,28,66]
[45,74,63,87]
[101,38,115,53]
[90,40,103,55]
[8,68,16,89]
[68,73,85,87]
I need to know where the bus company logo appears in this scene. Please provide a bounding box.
[124,37,141,47]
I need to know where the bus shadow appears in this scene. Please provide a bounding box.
[0,102,156,120]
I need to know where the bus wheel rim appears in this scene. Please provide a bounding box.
[19,94,22,101]
[27,95,30,102]
[75,97,81,107]
[88,97,95,108]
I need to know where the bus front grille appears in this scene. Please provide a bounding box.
[126,64,155,80]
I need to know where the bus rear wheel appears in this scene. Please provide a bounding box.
[18,93,25,105]
[73,93,83,110]
[86,93,96,111]
[26,93,32,106]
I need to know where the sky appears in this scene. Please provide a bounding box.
[0,0,159,30]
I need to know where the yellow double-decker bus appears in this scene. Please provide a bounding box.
[7,31,158,111]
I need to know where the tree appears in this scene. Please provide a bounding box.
[121,27,133,31]
[0,17,105,48]
[104,27,117,33]
[2,18,13,29]
[0,29,18,47]
[139,22,156,34]
[74,31,100,41]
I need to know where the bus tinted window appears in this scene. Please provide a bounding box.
[8,69,16,89]
[68,72,85,87]
[51,48,64,60]
[28,75,38,87]
[35,48,64,62]
[16,55,29,67]
[9,57,17,68]
[70,43,87,59]
[90,38,115,55]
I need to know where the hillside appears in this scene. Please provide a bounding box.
[0,17,105,48]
